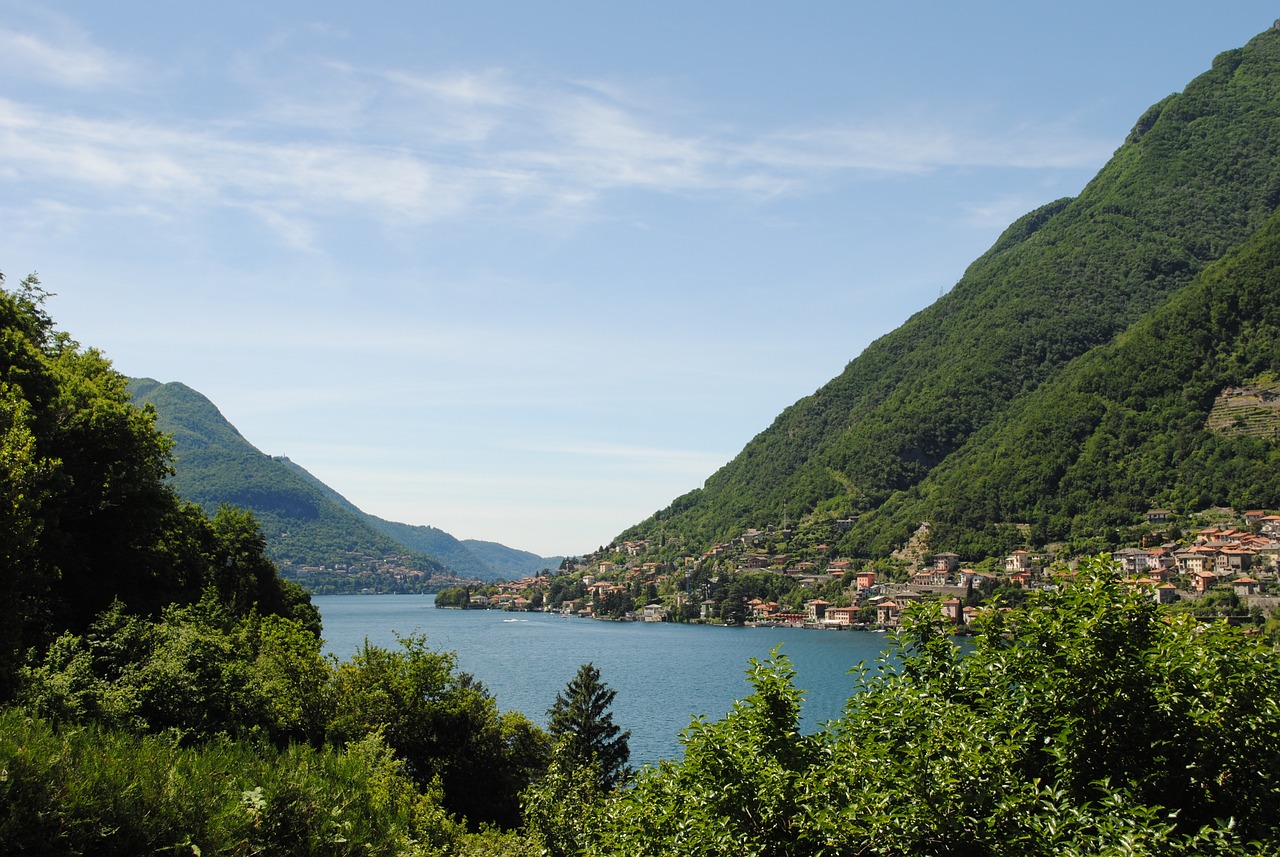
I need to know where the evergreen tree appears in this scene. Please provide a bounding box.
[547,662,630,790]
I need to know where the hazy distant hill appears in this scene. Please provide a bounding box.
[458,538,563,581]
[128,379,559,581]
[620,25,1280,560]
[275,455,562,579]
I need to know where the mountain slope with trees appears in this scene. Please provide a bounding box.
[128,378,444,574]
[0,277,316,697]
[619,25,1280,558]
[852,207,1280,559]
[276,456,563,578]
[129,379,557,580]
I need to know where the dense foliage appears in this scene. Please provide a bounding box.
[0,277,314,699]
[855,205,1280,557]
[434,585,473,607]
[15,594,552,841]
[329,634,549,829]
[582,559,1280,856]
[0,709,463,856]
[621,25,1280,559]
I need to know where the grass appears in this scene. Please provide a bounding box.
[0,707,462,856]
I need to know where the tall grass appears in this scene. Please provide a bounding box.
[0,707,461,855]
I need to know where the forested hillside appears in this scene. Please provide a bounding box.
[130,379,557,581]
[128,378,446,575]
[0,278,316,697]
[275,454,562,579]
[620,25,1280,559]
[128,383,555,583]
[853,208,1280,559]
[460,538,564,581]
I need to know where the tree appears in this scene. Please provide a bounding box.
[586,649,819,856]
[0,274,319,698]
[584,557,1280,855]
[433,586,470,608]
[546,663,630,791]
[328,634,550,829]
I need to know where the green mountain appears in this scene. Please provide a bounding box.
[273,455,561,579]
[128,379,558,581]
[857,207,1280,558]
[459,538,563,581]
[620,25,1280,560]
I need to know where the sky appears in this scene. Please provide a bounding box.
[1,2,1276,558]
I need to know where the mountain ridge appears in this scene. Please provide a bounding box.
[856,205,1280,559]
[618,25,1280,560]
[128,379,560,582]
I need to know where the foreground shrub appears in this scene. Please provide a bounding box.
[0,707,462,856]
[586,557,1280,856]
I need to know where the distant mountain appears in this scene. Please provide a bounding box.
[620,25,1280,560]
[128,379,559,581]
[459,538,562,581]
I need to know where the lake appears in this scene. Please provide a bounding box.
[314,594,900,766]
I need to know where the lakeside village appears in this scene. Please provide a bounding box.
[435,508,1280,633]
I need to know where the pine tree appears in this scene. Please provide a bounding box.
[547,662,630,790]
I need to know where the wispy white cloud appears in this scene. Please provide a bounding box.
[744,116,1112,176]
[0,29,1114,249]
[0,25,134,89]
[377,67,514,108]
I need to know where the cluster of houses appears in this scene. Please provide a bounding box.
[1117,512,1280,598]
[837,513,1280,630]
[289,555,431,579]
[465,573,552,610]
[282,554,441,594]
[456,510,1280,629]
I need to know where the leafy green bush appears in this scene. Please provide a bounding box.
[21,594,330,745]
[0,708,462,856]
[329,635,550,830]
[584,557,1280,855]
[20,600,549,834]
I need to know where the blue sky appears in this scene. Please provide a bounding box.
[1,2,1274,557]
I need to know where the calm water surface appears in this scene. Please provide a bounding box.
[314,594,899,766]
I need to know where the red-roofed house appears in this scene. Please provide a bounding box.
[1234,576,1261,597]
[1192,570,1218,594]
[876,601,902,627]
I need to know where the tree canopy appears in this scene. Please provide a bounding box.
[0,275,314,698]
[546,662,631,791]
[582,557,1280,856]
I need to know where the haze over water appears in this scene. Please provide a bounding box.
[315,594,900,766]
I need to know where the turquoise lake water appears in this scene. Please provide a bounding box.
[314,594,900,766]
